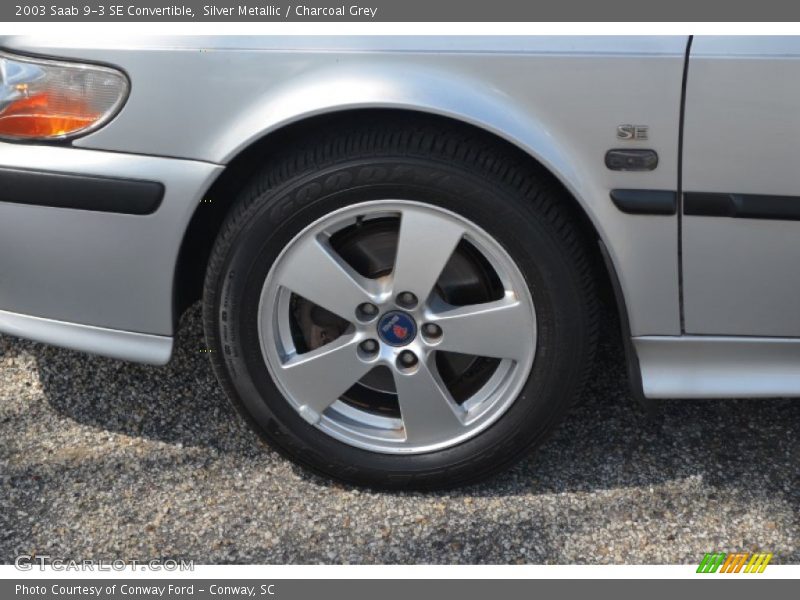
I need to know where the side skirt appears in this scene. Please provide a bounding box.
[0,309,173,365]
[634,335,800,398]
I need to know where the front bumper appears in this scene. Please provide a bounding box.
[0,141,221,364]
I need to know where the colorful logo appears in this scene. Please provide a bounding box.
[392,324,409,340]
[697,552,773,573]
[377,311,417,346]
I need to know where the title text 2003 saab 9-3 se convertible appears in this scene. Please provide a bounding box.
[1,35,798,488]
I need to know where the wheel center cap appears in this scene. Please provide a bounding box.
[377,310,417,346]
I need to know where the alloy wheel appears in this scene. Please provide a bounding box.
[257,200,537,454]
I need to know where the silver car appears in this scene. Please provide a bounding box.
[1,35,796,488]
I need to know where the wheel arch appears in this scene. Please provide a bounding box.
[173,106,618,330]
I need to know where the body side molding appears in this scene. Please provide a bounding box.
[684,191,800,221]
[610,189,677,215]
[0,167,164,215]
[610,190,800,221]
[635,335,800,398]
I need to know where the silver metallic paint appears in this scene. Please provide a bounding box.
[683,36,800,336]
[635,336,800,398]
[1,35,687,339]
[0,308,172,365]
[0,141,221,335]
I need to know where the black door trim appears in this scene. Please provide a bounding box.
[684,192,800,221]
[609,189,677,215]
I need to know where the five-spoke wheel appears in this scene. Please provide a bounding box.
[258,201,536,453]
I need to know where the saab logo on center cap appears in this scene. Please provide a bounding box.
[378,311,417,346]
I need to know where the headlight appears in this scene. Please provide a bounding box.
[0,51,129,141]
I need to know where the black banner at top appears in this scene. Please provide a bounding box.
[4,0,800,21]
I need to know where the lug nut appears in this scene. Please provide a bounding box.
[422,323,442,338]
[356,302,379,321]
[360,339,379,354]
[397,291,418,308]
[397,350,418,369]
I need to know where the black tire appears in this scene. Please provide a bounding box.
[202,115,598,490]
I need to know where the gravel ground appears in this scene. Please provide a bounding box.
[1,305,797,564]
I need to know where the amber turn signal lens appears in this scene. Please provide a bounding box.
[0,52,128,141]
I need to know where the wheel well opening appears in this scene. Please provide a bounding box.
[173,109,615,326]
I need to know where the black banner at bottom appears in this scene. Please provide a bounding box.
[2,579,794,600]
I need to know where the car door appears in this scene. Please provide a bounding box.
[682,36,800,336]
